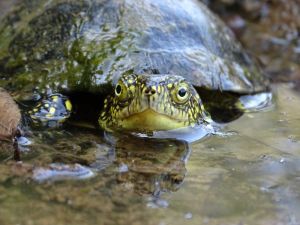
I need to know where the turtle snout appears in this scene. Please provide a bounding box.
[144,86,156,96]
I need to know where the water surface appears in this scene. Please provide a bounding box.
[1,1,300,224]
[0,83,299,225]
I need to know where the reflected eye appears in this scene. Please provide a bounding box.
[115,84,122,96]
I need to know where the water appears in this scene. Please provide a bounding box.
[0,83,299,225]
[1,1,300,224]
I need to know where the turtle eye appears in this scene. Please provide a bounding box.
[172,84,190,104]
[176,86,189,103]
[115,84,122,96]
[115,81,129,101]
[178,88,187,98]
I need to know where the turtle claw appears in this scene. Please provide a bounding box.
[29,94,72,127]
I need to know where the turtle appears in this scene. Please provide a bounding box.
[0,0,271,134]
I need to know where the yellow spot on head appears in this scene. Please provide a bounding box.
[128,79,134,84]
[65,100,72,111]
[157,86,161,94]
[44,103,49,108]
[52,96,59,102]
[167,83,173,89]
[129,85,135,93]
[49,107,56,115]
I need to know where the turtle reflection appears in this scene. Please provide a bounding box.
[27,130,190,197]
[113,136,190,195]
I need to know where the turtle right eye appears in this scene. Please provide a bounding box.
[115,84,122,96]
[115,81,129,101]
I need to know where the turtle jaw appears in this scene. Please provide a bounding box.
[112,108,191,132]
[99,101,194,132]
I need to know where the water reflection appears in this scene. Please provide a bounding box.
[7,129,191,198]
[0,84,300,225]
[112,136,190,195]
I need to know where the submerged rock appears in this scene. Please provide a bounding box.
[33,163,95,182]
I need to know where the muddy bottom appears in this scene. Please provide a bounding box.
[0,83,299,225]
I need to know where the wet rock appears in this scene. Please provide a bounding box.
[225,15,246,36]
[207,0,300,84]
[33,163,95,182]
[0,88,21,141]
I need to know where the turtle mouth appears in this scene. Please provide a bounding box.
[118,108,189,131]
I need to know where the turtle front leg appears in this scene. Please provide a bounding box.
[29,94,72,127]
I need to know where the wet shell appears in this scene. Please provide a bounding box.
[0,0,268,96]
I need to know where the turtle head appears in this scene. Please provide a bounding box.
[99,73,208,132]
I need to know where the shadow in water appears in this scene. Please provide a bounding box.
[111,135,191,196]
[24,129,191,198]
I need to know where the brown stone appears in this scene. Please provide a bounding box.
[0,88,21,141]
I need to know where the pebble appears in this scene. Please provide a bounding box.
[184,212,193,219]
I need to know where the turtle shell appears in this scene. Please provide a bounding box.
[0,0,268,97]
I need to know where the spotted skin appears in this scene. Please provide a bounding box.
[99,74,209,132]
[29,94,72,127]
[28,74,209,131]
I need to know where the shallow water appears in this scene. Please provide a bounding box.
[1,0,300,224]
[0,83,299,225]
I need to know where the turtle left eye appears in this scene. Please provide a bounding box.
[173,85,189,103]
[178,88,187,98]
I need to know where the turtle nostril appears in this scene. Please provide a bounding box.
[144,87,156,95]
